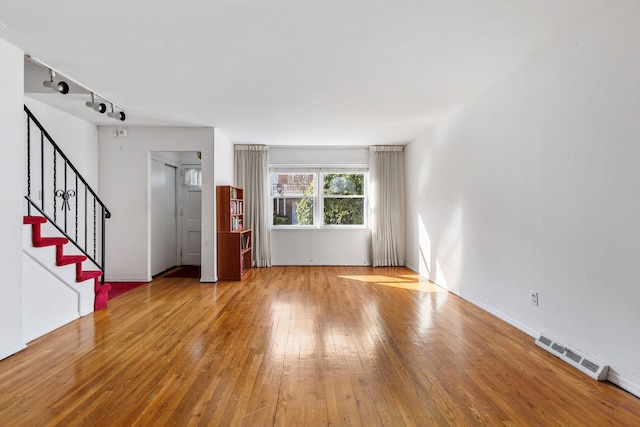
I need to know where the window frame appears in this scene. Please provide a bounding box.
[270,169,369,229]
[271,172,317,228]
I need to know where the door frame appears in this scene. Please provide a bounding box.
[150,153,180,276]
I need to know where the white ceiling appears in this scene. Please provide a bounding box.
[0,0,610,145]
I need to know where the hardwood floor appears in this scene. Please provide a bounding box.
[1,266,639,426]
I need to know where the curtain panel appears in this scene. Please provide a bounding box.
[370,145,405,266]
[234,145,272,267]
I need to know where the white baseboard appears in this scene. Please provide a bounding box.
[369,265,640,397]
[461,294,538,339]
[464,293,640,397]
[0,342,26,361]
[607,369,640,398]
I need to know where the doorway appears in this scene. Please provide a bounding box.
[149,152,202,278]
[150,159,178,276]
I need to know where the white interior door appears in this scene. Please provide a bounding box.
[151,160,178,276]
[181,167,201,266]
[164,164,178,270]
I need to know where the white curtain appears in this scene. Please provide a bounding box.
[370,145,405,266]
[183,167,202,188]
[234,145,271,267]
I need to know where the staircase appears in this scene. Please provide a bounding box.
[23,105,112,320]
[23,216,111,311]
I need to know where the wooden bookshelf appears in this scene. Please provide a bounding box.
[216,185,252,280]
[216,186,245,232]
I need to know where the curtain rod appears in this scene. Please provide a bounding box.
[269,145,369,149]
[236,145,402,150]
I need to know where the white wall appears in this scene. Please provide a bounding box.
[98,126,216,282]
[270,146,369,166]
[0,38,26,359]
[405,0,640,396]
[271,229,370,265]
[214,129,234,185]
[22,230,82,343]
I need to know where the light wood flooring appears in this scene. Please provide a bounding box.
[1,266,639,426]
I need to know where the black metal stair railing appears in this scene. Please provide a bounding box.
[24,105,111,283]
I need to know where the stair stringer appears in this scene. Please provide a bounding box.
[22,219,97,317]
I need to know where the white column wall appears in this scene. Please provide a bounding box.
[405,1,640,396]
[214,129,234,186]
[0,38,26,359]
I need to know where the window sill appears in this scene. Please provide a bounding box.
[271,227,371,231]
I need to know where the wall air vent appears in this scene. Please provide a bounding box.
[535,333,608,381]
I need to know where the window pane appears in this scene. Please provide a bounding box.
[323,198,364,225]
[272,173,315,197]
[273,198,314,225]
[183,168,202,187]
[323,173,364,196]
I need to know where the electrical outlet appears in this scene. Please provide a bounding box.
[530,291,539,306]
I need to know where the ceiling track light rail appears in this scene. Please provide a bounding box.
[27,54,126,121]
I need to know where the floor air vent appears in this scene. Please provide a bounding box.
[535,333,608,381]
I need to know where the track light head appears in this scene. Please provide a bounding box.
[85,101,107,113]
[43,70,69,94]
[107,105,126,121]
[43,78,69,94]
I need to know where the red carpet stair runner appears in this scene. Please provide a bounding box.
[23,215,111,311]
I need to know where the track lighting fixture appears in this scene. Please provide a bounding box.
[28,55,127,121]
[42,69,69,94]
[85,93,107,113]
[107,104,126,121]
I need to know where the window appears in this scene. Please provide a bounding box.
[323,174,365,225]
[272,173,315,226]
[271,171,367,228]
[183,167,202,188]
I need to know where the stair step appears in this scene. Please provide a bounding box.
[24,213,107,310]
[23,216,47,225]
[77,270,102,282]
[58,255,87,266]
[33,237,68,247]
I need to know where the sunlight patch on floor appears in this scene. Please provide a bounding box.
[339,275,448,293]
[374,280,447,293]
[339,275,411,283]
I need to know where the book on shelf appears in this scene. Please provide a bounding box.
[240,234,251,250]
[230,217,244,231]
[229,200,243,215]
